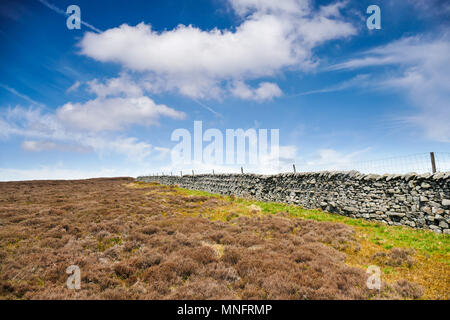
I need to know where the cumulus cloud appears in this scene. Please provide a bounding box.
[230,81,282,101]
[1,72,186,162]
[86,74,143,98]
[57,96,185,132]
[79,0,356,100]
[329,35,450,142]
[59,74,187,132]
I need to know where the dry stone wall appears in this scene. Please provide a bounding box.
[136,171,450,233]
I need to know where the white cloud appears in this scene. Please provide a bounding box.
[85,136,153,160]
[57,96,185,132]
[79,0,356,100]
[306,148,367,169]
[329,35,450,142]
[1,72,186,162]
[229,0,309,16]
[86,74,143,98]
[404,0,450,23]
[66,80,81,93]
[21,140,92,153]
[291,74,371,96]
[1,106,155,161]
[230,81,282,101]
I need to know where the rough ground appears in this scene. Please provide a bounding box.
[0,178,448,299]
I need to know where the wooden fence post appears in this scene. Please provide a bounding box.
[430,152,437,173]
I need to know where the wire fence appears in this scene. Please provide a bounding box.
[293,152,450,175]
[435,152,450,172]
[146,152,450,176]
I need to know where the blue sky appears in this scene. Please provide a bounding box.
[0,0,449,180]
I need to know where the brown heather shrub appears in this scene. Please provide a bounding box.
[372,247,416,267]
[168,278,237,300]
[205,263,240,283]
[0,178,425,300]
[143,265,176,284]
[48,208,65,215]
[131,252,162,269]
[113,263,135,279]
[222,247,241,265]
[184,195,209,202]
[103,246,121,260]
[293,248,314,263]
[101,287,137,300]
[172,258,199,279]
[184,246,217,264]
[123,240,141,252]
[206,231,225,243]
[140,225,160,235]
[239,282,264,299]
[201,198,227,209]
[393,279,424,299]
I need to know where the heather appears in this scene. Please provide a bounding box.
[0,179,447,299]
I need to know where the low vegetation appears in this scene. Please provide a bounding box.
[0,178,448,299]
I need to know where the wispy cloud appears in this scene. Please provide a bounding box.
[287,74,371,96]
[191,99,223,118]
[66,80,81,93]
[305,147,371,170]
[327,35,450,142]
[0,84,42,106]
[21,140,92,153]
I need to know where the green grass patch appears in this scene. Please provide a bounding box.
[97,236,122,252]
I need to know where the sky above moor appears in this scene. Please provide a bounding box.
[0,0,449,180]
